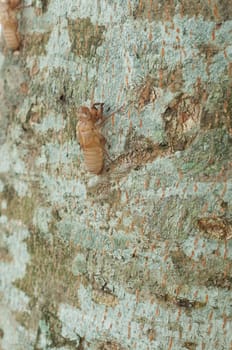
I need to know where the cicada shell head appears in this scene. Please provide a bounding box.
[78,106,91,117]
[76,111,87,121]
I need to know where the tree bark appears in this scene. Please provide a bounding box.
[0,1,232,349]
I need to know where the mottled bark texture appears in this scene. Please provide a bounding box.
[0,1,232,349]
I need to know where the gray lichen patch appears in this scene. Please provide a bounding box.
[37,68,78,111]
[67,17,105,58]
[1,59,27,108]
[81,215,232,305]
[174,128,232,180]
[26,67,96,139]
[200,78,232,132]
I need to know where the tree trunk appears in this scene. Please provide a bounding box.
[0,1,232,349]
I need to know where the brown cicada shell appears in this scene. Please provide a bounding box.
[8,0,21,8]
[76,103,106,175]
[0,0,20,50]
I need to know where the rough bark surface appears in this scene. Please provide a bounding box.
[0,1,232,349]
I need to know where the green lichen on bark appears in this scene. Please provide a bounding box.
[133,0,232,21]
[0,183,36,225]
[23,32,51,57]
[67,17,105,58]
[174,128,232,179]
[14,229,81,332]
